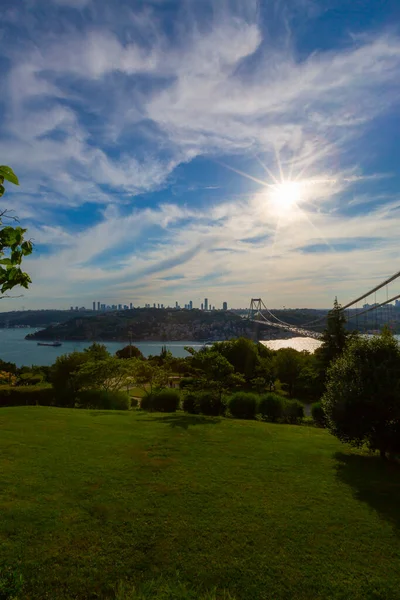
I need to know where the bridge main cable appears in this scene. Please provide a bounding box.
[340,268,400,311]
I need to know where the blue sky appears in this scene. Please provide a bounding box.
[1,0,400,310]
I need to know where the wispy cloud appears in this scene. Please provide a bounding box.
[1,0,400,308]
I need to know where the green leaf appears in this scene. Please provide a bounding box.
[0,166,19,186]
[0,184,4,197]
[0,258,12,266]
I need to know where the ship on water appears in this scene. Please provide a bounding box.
[37,341,62,347]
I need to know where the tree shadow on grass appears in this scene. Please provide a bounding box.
[334,451,400,534]
[140,414,221,430]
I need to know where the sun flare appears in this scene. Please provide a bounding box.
[270,181,302,213]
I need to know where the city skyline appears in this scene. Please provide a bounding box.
[2,1,400,310]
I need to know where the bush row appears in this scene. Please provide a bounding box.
[0,386,131,411]
[226,392,305,423]
[139,389,306,424]
[0,385,55,407]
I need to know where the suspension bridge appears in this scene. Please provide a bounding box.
[247,268,400,339]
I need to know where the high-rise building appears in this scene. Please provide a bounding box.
[158,303,160,309]
[75,306,78,311]
[118,304,122,310]
[70,306,73,311]
[201,303,204,310]
[93,301,96,311]
[130,302,133,309]
[97,301,100,311]
[101,304,106,310]
[204,298,208,311]
[223,301,228,311]
[189,300,193,310]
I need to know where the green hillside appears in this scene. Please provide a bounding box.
[1,408,399,599]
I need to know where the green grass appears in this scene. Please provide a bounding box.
[1,408,400,600]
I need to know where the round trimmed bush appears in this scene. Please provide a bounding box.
[152,389,180,412]
[259,393,284,422]
[283,399,305,424]
[182,392,201,414]
[179,377,194,390]
[311,402,326,427]
[228,392,259,419]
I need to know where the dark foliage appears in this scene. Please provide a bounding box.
[0,386,55,407]
[182,392,201,414]
[322,331,400,458]
[115,345,144,360]
[311,402,326,427]
[76,389,130,410]
[228,392,259,419]
[282,399,305,424]
[179,377,195,389]
[0,359,17,375]
[258,393,284,422]
[152,389,180,412]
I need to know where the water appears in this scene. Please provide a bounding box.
[0,328,205,367]
[261,337,323,353]
[2,328,399,367]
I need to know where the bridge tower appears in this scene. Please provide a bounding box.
[248,298,264,321]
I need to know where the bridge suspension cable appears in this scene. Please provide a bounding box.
[340,269,400,310]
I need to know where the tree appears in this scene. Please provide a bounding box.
[322,330,400,459]
[190,348,244,401]
[0,166,32,297]
[84,343,110,361]
[50,351,90,403]
[75,357,133,392]
[213,338,260,381]
[273,348,305,397]
[116,345,144,360]
[131,360,170,395]
[315,298,348,370]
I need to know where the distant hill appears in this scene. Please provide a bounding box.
[25,308,259,342]
[0,310,93,329]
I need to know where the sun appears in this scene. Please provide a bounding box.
[270,181,302,213]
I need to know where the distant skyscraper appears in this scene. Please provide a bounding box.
[118,304,122,310]
[223,302,228,311]
[130,302,133,309]
[75,306,78,311]
[175,301,178,308]
[97,301,100,311]
[158,303,160,309]
[201,303,204,310]
[204,298,208,311]
[70,306,73,311]
[189,300,193,310]
[101,304,106,310]
[93,301,96,311]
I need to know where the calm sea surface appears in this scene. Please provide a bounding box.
[0,328,206,367]
[1,328,399,367]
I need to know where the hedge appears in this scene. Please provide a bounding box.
[228,392,259,419]
[140,389,180,412]
[258,393,284,422]
[0,385,55,407]
[311,402,326,427]
[76,389,131,410]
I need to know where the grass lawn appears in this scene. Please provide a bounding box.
[1,408,400,600]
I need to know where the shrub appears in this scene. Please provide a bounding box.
[282,399,305,424]
[311,402,326,427]
[258,393,284,422]
[152,389,180,412]
[140,393,154,411]
[228,392,259,419]
[130,397,139,408]
[0,385,55,408]
[182,392,201,414]
[197,391,226,416]
[77,389,131,410]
